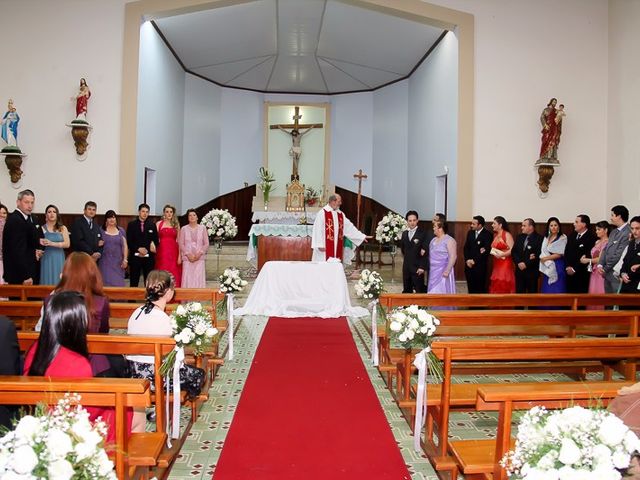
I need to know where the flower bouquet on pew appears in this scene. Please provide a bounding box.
[216,267,248,319]
[354,268,386,318]
[501,405,640,480]
[375,211,407,244]
[389,305,443,381]
[160,302,218,376]
[0,394,116,479]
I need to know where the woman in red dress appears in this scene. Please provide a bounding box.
[155,204,182,287]
[489,216,516,293]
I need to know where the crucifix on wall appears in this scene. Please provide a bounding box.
[270,106,323,180]
[353,168,368,230]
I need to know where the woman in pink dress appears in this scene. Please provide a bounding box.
[489,216,516,293]
[582,220,611,309]
[155,204,182,287]
[179,209,209,288]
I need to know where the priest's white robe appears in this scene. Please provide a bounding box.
[311,204,366,264]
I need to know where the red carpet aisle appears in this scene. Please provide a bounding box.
[214,317,411,479]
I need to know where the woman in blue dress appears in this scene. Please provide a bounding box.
[39,205,70,285]
[540,216,568,293]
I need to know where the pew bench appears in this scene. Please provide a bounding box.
[0,376,165,480]
[414,337,640,476]
[448,380,634,480]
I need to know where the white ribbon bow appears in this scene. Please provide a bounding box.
[368,299,379,366]
[227,293,234,360]
[165,345,185,446]
[412,347,430,452]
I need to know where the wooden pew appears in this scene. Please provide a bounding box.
[422,337,640,476]
[448,380,634,480]
[0,376,165,480]
[386,310,640,403]
[0,285,226,328]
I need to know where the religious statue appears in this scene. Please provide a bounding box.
[1,99,20,148]
[73,78,91,120]
[537,97,565,165]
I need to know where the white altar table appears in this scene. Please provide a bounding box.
[234,261,369,318]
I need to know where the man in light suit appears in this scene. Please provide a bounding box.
[400,210,429,293]
[70,201,104,260]
[2,189,44,285]
[564,214,596,294]
[597,205,631,293]
[463,215,493,293]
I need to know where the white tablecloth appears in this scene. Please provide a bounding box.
[251,211,317,224]
[234,261,369,318]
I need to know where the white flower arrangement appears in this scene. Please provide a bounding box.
[0,394,116,480]
[201,208,238,240]
[388,304,439,348]
[354,269,384,300]
[218,267,248,294]
[375,211,408,244]
[160,302,218,376]
[502,405,640,480]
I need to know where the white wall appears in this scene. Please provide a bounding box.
[135,21,185,214]
[428,0,609,222]
[608,0,640,214]
[0,0,127,213]
[219,88,263,194]
[372,81,409,214]
[408,31,458,220]
[331,92,374,197]
[182,74,221,210]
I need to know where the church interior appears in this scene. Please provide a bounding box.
[1,0,640,479]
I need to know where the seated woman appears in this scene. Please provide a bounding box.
[24,291,133,442]
[0,316,21,429]
[127,270,204,425]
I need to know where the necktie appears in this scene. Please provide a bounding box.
[408,230,414,241]
[89,219,93,230]
[523,236,529,250]
[475,230,479,240]
[140,221,144,233]
[577,233,582,240]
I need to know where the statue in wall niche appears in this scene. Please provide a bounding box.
[1,99,25,186]
[67,78,92,160]
[537,97,565,165]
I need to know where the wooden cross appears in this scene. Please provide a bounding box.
[269,106,323,132]
[353,169,368,229]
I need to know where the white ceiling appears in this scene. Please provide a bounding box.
[154,0,446,94]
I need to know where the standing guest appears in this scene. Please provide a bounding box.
[540,217,568,293]
[463,215,493,293]
[25,291,133,441]
[620,216,640,295]
[564,214,596,294]
[70,201,103,261]
[489,216,515,293]
[99,210,128,287]
[155,204,182,287]
[427,219,457,294]
[179,209,209,288]
[597,205,631,293]
[400,210,428,293]
[0,203,8,284]
[0,317,21,429]
[126,203,159,287]
[512,218,543,294]
[582,221,611,309]
[39,204,70,285]
[2,189,44,285]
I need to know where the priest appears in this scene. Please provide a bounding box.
[311,193,367,264]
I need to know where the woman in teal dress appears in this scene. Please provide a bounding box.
[39,205,70,285]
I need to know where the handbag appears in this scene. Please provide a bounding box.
[129,360,205,398]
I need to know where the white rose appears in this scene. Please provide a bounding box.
[558,438,581,465]
[395,312,406,322]
[48,459,74,480]
[407,305,420,315]
[623,430,640,452]
[97,449,115,476]
[599,415,629,447]
[14,415,40,440]
[405,329,415,340]
[47,429,73,458]
[612,450,631,470]
[417,310,428,322]
[408,319,419,330]
[389,321,402,332]
[206,328,218,337]
[176,305,186,316]
[10,445,38,474]
[191,303,202,312]
[194,323,207,335]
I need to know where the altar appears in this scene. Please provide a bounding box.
[246,224,313,271]
[234,261,368,318]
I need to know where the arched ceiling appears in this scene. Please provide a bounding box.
[154,0,446,94]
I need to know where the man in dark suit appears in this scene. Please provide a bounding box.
[620,216,640,296]
[512,218,543,293]
[564,214,596,294]
[0,317,21,429]
[463,215,493,293]
[126,203,159,287]
[400,210,428,293]
[2,189,44,285]
[70,201,104,261]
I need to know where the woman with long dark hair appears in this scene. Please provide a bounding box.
[39,204,70,285]
[489,216,515,293]
[540,216,568,293]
